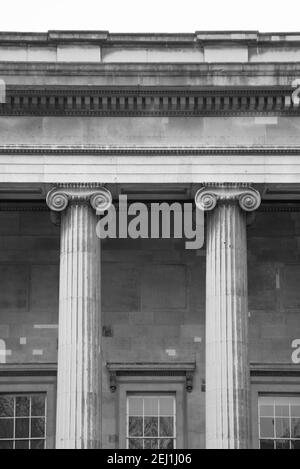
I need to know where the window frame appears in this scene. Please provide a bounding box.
[251,370,300,449]
[118,381,186,449]
[126,393,177,449]
[257,395,300,449]
[0,373,56,449]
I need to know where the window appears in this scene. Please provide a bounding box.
[127,395,176,449]
[0,393,47,449]
[109,362,192,448]
[259,396,300,449]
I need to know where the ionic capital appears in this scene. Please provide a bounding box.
[195,184,261,212]
[46,184,112,213]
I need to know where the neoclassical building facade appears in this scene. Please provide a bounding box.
[0,31,300,450]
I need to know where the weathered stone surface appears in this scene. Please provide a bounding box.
[1,31,300,65]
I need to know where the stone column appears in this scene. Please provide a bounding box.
[195,184,261,450]
[46,184,112,449]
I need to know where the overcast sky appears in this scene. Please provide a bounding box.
[1,0,300,33]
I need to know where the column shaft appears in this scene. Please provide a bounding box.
[205,202,250,449]
[56,203,101,449]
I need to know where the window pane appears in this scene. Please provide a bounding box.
[128,417,143,437]
[289,398,300,407]
[260,439,274,449]
[31,440,45,450]
[274,397,290,406]
[15,418,30,439]
[260,418,274,438]
[275,405,289,418]
[0,419,14,439]
[160,417,174,437]
[31,396,46,417]
[15,440,29,449]
[291,440,300,449]
[16,397,30,417]
[144,398,159,416]
[276,418,290,439]
[159,398,174,416]
[144,438,158,449]
[159,438,174,449]
[128,439,143,449]
[128,398,143,417]
[144,417,158,437]
[275,440,290,450]
[260,397,274,406]
[291,406,300,418]
[0,397,14,418]
[291,418,300,438]
[0,440,13,449]
[260,405,274,417]
[31,418,45,438]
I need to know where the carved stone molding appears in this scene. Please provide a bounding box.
[195,183,261,212]
[0,144,299,156]
[0,363,57,377]
[106,362,196,393]
[250,363,300,377]
[46,183,112,213]
[0,85,298,116]
[260,204,300,212]
[0,203,48,212]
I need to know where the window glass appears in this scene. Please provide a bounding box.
[127,395,176,449]
[0,394,46,449]
[259,396,300,450]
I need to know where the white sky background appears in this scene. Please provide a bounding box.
[1,0,300,33]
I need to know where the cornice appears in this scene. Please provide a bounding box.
[0,144,300,156]
[0,363,57,376]
[1,62,300,76]
[0,85,298,116]
[1,30,300,46]
[7,84,294,94]
[250,363,300,377]
[106,362,196,393]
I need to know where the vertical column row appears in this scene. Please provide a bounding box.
[47,182,260,450]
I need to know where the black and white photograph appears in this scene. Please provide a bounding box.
[0,0,300,454]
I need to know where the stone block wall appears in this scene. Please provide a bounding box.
[248,211,300,364]
[0,209,59,364]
